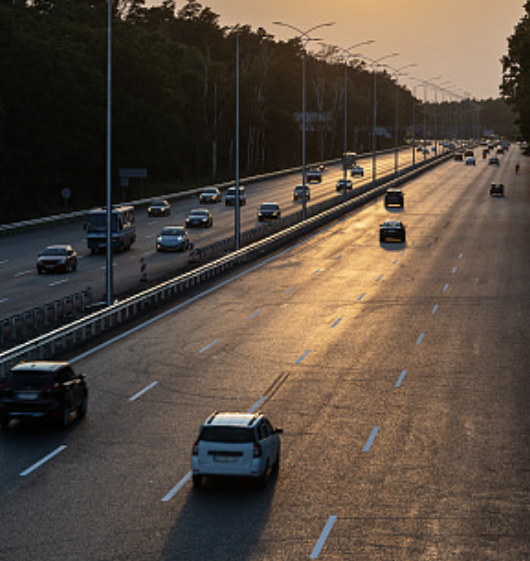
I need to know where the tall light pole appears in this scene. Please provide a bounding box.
[362,53,399,187]
[389,63,417,176]
[235,27,241,250]
[105,0,113,306]
[273,21,335,220]
[322,40,375,193]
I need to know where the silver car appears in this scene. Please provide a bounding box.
[191,411,282,488]
[156,226,190,252]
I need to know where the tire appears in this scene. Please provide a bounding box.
[77,394,88,419]
[257,462,270,488]
[380,235,385,243]
[192,475,203,488]
[272,448,280,472]
[59,404,71,428]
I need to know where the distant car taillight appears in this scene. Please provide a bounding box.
[253,442,262,458]
[192,439,200,456]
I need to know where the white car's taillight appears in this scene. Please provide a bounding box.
[192,439,200,456]
[253,442,262,458]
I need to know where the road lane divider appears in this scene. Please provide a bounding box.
[310,515,337,559]
[331,318,342,328]
[20,445,67,476]
[416,333,425,345]
[199,340,218,354]
[363,426,380,452]
[129,381,159,402]
[395,370,407,388]
[296,350,311,364]
[248,309,263,320]
[431,304,439,315]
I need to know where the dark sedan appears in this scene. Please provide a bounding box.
[199,188,222,204]
[37,244,78,274]
[148,199,171,217]
[185,209,213,228]
[257,202,281,221]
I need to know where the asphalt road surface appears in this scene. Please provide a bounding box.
[0,146,528,560]
[0,148,425,320]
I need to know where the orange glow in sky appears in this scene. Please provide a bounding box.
[157,0,525,100]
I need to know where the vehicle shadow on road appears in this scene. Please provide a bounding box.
[159,472,279,559]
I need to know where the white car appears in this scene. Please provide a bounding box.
[191,411,282,488]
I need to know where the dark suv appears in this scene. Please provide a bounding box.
[384,188,404,208]
[0,361,88,429]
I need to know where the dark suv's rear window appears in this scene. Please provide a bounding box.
[8,371,54,389]
[200,426,255,443]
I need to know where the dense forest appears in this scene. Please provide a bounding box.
[0,0,519,223]
[502,1,530,146]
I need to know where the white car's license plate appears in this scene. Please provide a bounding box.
[215,456,238,462]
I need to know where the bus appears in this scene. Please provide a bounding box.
[85,205,136,253]
[342,151,357,169]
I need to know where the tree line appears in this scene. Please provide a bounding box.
[0,0,518,223]
[502,0,530,146]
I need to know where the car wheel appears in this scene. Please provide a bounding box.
[73,261,78,272]
[272,448,280,472]
[0,415,10,429]
[59,404,71,428]
[37,267,43,274]
[192,475,203,488]
[77,394,88,419]
[257,462,270,488]
[380,235,385,243]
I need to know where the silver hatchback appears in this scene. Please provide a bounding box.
[191,411,282,488]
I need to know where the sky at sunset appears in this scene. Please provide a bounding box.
[157,0,526,100]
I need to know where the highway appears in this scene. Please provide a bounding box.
[1,145,529,560]
[0,148,426,320]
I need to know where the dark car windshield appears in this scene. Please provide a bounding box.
[42,247,68,256]
[161,228,185,236]
[199,426,255,443]
[7,371,55,389]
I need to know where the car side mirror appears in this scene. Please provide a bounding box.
[275,427,283,434]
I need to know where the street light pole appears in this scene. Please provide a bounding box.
[105,0,113,306]
[363,53,399,187]
[235,28,241,250]
[273,21,335,220]
[389,63,417,176]
[340,42,374,190]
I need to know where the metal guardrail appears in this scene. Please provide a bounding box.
[0,288,92,349]
[0,152,452,375]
